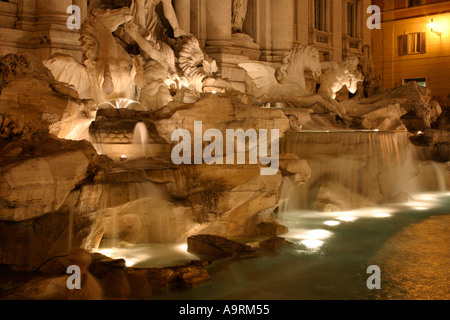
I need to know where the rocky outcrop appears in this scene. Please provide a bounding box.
[344,101,407,131]
[152,93,291,144]
[279,153,312,186]
[258,237,290,250]
[1,250,210,300]
[384,82,442,129]
[0,53,90,140]
[311,180,375,212]
[410,129,450,163]
[343,82,442,131]
[1,146,92,222]
[187,234,257,261]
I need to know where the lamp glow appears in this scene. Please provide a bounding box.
[429,19,442,37]
[429,19,436,30]
[324,220,340,226]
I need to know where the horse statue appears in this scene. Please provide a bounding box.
[239,45,345,117]
[45,7,143,106]
[318,56,364,102]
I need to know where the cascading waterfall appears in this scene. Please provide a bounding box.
[431,162,448,192]
[132,122,149,158]
[281,130,429,212]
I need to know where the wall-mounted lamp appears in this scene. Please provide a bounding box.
[429,19,442,37]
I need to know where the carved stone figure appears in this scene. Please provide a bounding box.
[124,21,177,110]
[45,8,141,106]
[240,45,346,117]
[173,35,220,92]
[232,0,248,34]
[318,56,364,103]
[131,0,188,38]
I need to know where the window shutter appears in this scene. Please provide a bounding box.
[398,35,407,56]
[419,32,426,53]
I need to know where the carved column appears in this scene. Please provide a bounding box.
[271,0,294,61]
[173,0,191,34]
[35,0,73,27]
[16,0,37,31]
[73,0,88,23]
[32,0,82,60]
[205,0,232,45]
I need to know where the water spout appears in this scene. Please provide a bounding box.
[133,122,149,158]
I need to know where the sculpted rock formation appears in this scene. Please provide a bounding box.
[187,234,257,261]
[343,81,442,131]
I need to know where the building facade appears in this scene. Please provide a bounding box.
[371,0,450,100]
[0,0,372,91]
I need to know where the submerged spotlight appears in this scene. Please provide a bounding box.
[301,239,324,250]
[324,220,341,226]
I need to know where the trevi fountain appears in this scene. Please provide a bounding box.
[0,0,448,302]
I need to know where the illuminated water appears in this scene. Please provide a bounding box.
[88,130,449,299]
[143,192,450,300]
[132,122,149,157]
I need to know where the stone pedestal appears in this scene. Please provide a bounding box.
[29,0,83,60]
[35,0,73,27]
[271,0,294,62]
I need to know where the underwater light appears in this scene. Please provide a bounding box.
[125,259,139,267]
[337,216,357,222]
[301,240,324,250]
[374,213,391,218]
[305,229,332,240]
[324,220,341,226]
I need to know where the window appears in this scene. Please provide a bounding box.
[347,1,357,37]
[403,78,426,87]
[407,0,423,7]
[399,32,426,55]
[314,0,326,31]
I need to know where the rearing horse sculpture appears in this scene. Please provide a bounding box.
[239,46,346,117]
[45,8,142,106]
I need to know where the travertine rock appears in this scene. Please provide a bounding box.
[421,129,450,162]
[187,234,257,261]
[312,181,375,212]
[243,209,288,237]
[345,82,442,130]
[0,52,91,140]
[279,153,312,186]
[153,94,291,144]
[95,196,195,244]
[344,100,407,131]
[0,141,99,222]
[258,237,289,250]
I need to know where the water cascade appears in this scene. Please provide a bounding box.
[281,130,444,212]
[132,122,149,158]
